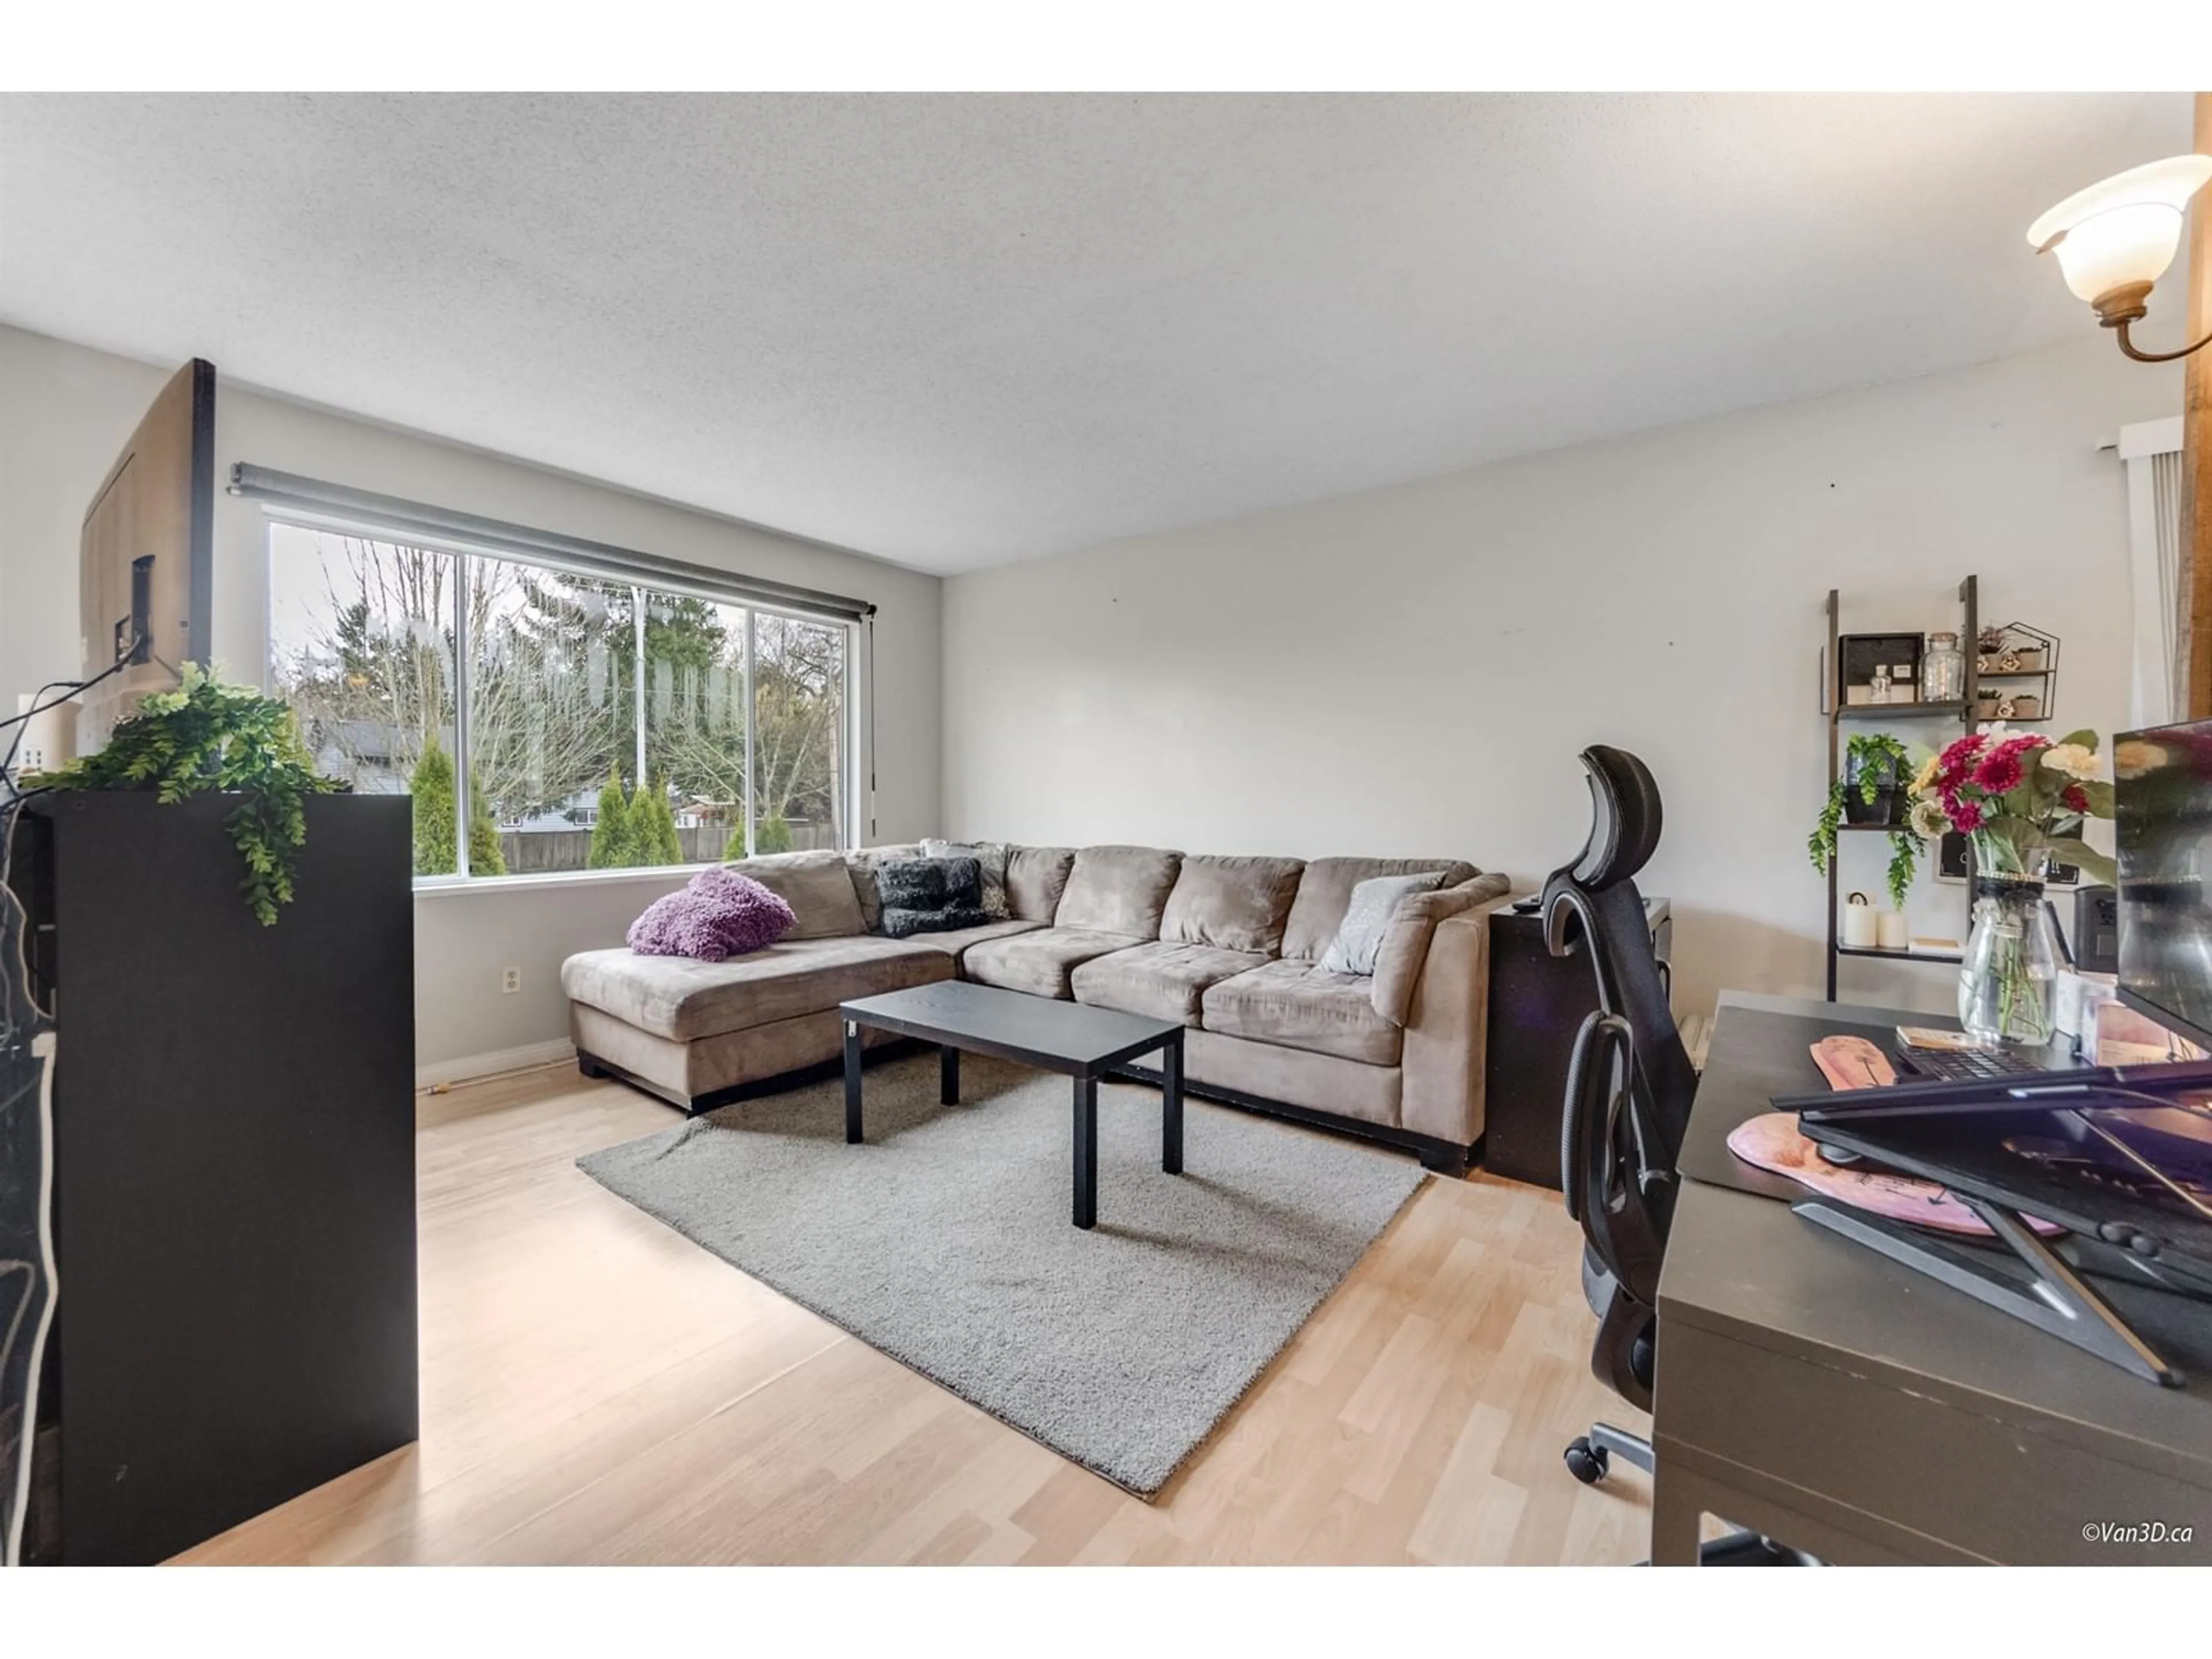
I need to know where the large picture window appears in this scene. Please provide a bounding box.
[267,521,855,881]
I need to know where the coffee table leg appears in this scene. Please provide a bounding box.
[940,1044,960,1105]
[843,1020,863,1143]
[1073,1074,1098,1229]
[1163,1031,1184,1175]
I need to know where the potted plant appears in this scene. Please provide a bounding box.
[1907,729,2116,1044]
[28,666,346,925]
[1841,733,1911,824]
[1809,734,1924,911]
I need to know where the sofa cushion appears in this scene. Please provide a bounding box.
[1055,845,1183,938]
[901,917,1044,968]
[960,926,1146,1000]
[1158,854,1305,956]
[843,844,924,933]
[1317,870,1448,976]
[722,849,866,940]
[1005,846,1077,923]
[1372,873,1513,1025]
[1281,857,1479,961]
[562,935,948,1042]
[1070,941,1269,1027]
[1200,958,1404,1066]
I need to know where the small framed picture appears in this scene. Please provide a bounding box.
[1936,832,1969,883]
[1935,830,2079,887]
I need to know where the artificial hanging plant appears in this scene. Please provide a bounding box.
[1808,732,1923,910]
[29,666,347,925]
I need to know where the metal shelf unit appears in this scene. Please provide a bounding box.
[1820,577,1984,1000]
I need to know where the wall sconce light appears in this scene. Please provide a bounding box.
[2029,154,2212,362]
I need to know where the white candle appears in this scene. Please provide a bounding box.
[1877,910,1910,951]
[1842,900,1878,949]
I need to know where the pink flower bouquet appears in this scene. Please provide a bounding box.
[1906,727,2116,885]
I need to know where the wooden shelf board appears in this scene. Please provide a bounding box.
[1834,944,1964,964]
[1836,701,1967,720]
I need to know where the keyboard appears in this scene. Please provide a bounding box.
[1892,1044,2060,1082]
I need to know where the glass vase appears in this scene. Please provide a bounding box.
[1957,873,2061,1046]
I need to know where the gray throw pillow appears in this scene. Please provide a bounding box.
[922,838,1009,918]
[1319,870,1447,977]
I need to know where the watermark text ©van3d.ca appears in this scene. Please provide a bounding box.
[2082,1520,2195,1544]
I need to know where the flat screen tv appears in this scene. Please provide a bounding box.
[77,358,216,749]
[2115,717,2212,1050]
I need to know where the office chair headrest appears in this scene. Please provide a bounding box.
[1569,745,1662,891]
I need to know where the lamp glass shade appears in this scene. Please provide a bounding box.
[2027,154,2212,304]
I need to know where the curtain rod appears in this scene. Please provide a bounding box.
[229,463,876,623]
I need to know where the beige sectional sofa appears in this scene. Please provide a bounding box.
[563,843,1514,1169]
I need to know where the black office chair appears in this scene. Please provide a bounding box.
[1543,747,1810,1566]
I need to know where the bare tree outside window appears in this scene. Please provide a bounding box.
[752,613,846,854]
[267,524,853,877]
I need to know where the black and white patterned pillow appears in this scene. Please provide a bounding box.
[876,855,982,912]
[921,838,1009,919]
[879,903,991,938]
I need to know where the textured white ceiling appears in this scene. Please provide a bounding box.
[0,92,2194,573]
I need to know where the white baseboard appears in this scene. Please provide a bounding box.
[415,1038,575,1090]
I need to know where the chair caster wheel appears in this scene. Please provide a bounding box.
[1565,1437,1609,1485]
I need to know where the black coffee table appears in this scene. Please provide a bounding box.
[839,980,1185,1229]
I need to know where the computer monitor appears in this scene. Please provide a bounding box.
[2115,718,2212,1050]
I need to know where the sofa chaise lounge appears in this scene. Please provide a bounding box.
[563,844,1514,1170]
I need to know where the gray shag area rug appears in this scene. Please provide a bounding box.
[577,1051,1426,1495]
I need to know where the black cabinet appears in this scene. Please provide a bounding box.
[8,793,418,1563]
[1482,897,1671,1188]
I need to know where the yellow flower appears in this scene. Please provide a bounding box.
[1909,753,1941,794]
[2040,743,2100,782]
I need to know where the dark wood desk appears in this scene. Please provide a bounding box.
[1652,991,2212,1565]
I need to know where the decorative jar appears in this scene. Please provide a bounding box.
[1922,631,1965,703]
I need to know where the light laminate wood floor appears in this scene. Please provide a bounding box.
[175,1063,1652,1566]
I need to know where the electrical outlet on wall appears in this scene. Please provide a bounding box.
[9,691,77,782]
[501,967,521,995]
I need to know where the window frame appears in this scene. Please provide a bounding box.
[262,510,863,892]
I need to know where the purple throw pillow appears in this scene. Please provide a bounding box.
[627,868,796,961]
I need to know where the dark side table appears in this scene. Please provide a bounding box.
[1482,896,1671,1186]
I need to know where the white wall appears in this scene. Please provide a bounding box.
[0,324,943,1074]
[944,338,2182,1021]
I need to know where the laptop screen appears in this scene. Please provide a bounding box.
[2116,719,2212,1050]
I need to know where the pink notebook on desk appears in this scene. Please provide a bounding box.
[1725,1111,2014,1236]
[1722,1033,2063,1236]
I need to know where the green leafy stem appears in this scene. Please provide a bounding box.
[29,666,347,924]
[1808,733,1922,911]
